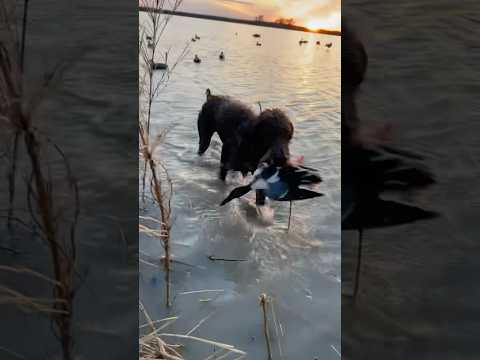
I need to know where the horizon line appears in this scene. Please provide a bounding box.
[139,7,342,36]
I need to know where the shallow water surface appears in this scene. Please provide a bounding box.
[140,15,341,358]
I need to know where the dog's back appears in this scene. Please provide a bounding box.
[197,89,255,155]
[255,109,294,143]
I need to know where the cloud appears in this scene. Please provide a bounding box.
[215,0,254,6]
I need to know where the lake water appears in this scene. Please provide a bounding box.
[139,14,341,359]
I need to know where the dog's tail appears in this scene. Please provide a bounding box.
[206,88,212,99]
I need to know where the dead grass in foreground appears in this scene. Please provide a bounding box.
[139,302,246,360]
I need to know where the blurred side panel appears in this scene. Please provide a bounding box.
[342,1,480,359]
[0,0,138,358]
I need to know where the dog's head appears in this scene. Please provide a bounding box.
[342,21,368,145]
[197,89,220,155]
[256,108,293,165]
[342,22,368,93]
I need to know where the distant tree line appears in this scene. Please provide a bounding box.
[254,15,296,27]
[274,17,296,26]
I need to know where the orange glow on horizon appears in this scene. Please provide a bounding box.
[306,19,324,31]
[304,11,341,31]
[180,0,341,31]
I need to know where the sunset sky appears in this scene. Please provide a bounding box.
[180,0,341,30]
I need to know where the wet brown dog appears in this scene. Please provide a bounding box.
[197,89,294,183]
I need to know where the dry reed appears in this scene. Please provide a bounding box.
[139,302,246,359]
[1,2,79,359]
[260,293,273,360]
[139,0,189,308]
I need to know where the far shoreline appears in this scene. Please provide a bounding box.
[139,7,341,37]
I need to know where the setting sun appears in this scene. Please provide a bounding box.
[305,11,341,31]
[306,19,324,31]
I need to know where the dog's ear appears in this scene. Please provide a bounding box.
[205,88,212,99]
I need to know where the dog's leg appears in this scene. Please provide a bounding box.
[255,190,266,206]
[219,143,232,181]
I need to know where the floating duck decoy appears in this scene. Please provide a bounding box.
[151,62,168,70]
[253,33,261,38]
[191,38,196,42]
[219,51,225,60]
[316,41,321,45]
[256,42,262,46]
[220,163,323,206]
[195,34,200,40]
[299,39,309,45]
[193,54,201,63]
[325,42,333,48]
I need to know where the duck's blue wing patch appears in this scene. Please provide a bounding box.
[266,181,289,200]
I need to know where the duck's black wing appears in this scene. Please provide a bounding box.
[275,165,323,201]
[297,164,319,172]
[278,165,322,188]
[278,188,324,201]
